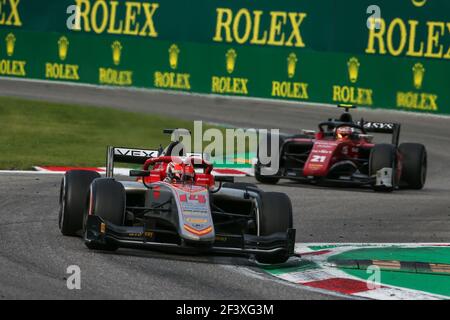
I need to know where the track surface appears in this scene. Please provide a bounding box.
[1,79,450,299]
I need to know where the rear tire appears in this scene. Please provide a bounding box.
[59,170,101,236]
[399,143,427,190]
[255,133,284,185]
[255,192,293,264]
[84,178,125,251]
[255,164,280,185]
[369,144,398,192]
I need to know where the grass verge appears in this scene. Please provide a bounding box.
[0,96,212,170]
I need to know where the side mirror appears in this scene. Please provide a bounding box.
[358,134,374,143]
[301,129,316,136]
[215,176,234,183]
[129,170,151,177]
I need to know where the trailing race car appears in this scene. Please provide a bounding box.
[59,131,295,264]
[255,105,427,192]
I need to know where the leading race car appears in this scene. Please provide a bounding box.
[59,131,295,264]
[255,105,427,192]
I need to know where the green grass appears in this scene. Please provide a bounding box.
[0,96,209,170]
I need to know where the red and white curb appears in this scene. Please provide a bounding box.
[264,243,450,300]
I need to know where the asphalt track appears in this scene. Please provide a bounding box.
[1,78,450,299]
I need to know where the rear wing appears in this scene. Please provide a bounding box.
[106,146,160,177]
[105,146,212,177]
[357,121,401,146]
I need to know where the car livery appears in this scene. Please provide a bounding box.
[255,105,427,192]
[59,130,296,264]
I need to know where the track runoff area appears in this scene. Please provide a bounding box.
[0,79,450,304]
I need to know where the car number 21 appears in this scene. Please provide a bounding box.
[311,155,326,163]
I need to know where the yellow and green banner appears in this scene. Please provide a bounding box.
[0,0,449,114]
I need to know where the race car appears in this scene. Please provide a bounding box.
[255,105,427,192]
[58,131,295,264]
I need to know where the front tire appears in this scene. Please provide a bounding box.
[255,192,293,264]
[84,178,125,251]
[59,170,101,236]
[399,143,427,190]
[369,144,398,192]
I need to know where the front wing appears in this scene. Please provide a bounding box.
[85,215,296,258]
[263,164,377,187]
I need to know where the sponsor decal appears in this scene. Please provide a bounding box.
[364,122,394,130]
[186,218,208,224]
[184,224,212,236]
[315,141,338,149]
[169,184,210,217]
[182,210,208,216]
[0,33,26,77]
[98,41,133,86]
[211,49,249,95]
[111,40,122,66]
[272,81,308,100]
[179,194,207,204]
[271,53,309,100]
[128,231,154,238]
[396,63,439,111]
[332,57,373,106]
[412,0,427,7]
[71,0,159,38]
[114,148,158,158]
[213,8,307,48]
[348,57,360,84]
[366,1,450,60]
[315,149,333,154]
[153,44,191,91]
[360,121,395,132]
[45,36,80,81]
[0,0,22,27]
[225,48,237,74]
[308,164,324,170]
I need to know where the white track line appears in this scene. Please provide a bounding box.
[0,170,62,175]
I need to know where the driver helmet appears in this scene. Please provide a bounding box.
[336,126,354,140]
[166,162,183,182]
[166,162,195,182]
[183,163,195,182]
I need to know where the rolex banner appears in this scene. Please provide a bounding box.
[0,0,449,114]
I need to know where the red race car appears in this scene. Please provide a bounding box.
[59,130,295,264]
[255,105,427,192]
